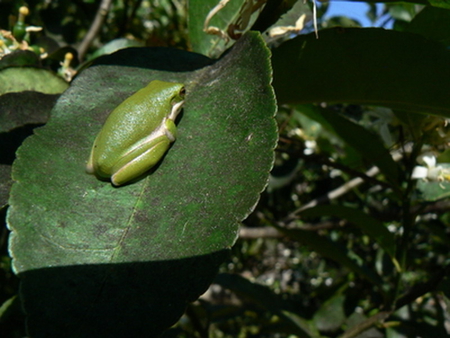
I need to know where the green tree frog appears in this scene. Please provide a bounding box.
[86,80,185,186]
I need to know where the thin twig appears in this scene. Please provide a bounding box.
[310,0,318,38]
[239,220,338,239]
[395,263,450,310]
[78,0,113,61]
[283,147,407,222]
[288,150,393,189]
[339,311,391,338]
[339,263,450,338]
[185,303,209,338]
[239,226,283,239]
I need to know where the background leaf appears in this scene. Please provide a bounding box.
[273,224,384,289]
[272,27,450,116]
[215,273,316,338]
[415,164,450,201]
[7,32,277,336]
[0,50,41,70]
[252,0,299,34]
[188,0,244,58]
[0,68,68,95]
[405,6,450,45]
[300,205,397,261]
[88,38,144,61]
[299,104,400,187]
[428,0,450,9]
[313,287,347,332]
[0,92,58,133]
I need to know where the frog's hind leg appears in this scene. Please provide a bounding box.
[111,138,171,186]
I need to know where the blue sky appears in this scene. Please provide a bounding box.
[324,2,385,27]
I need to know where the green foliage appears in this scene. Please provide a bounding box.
[0,67,68,94]
[6,32,276,336]
[1,1,450,337]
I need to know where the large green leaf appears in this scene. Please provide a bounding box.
[272,28,450,116]
[7,32,277,337]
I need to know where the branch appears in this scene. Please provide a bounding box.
[239,220,339,239]
[395,263,450,310]
[278,143,391,189]
[283,147,406,222]
[339,263,450,338]
[339,311,391,338]
[78,0,113,61]
[239,226,283,239]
